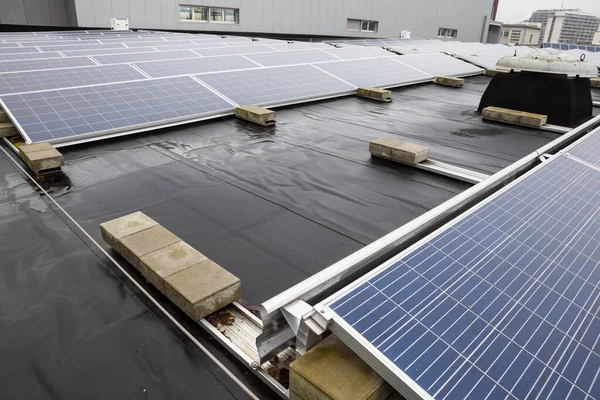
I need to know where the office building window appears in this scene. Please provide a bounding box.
[180,6,192,20]
[438,28,458,38]
[346,19,378,32]
[179,5,238,23]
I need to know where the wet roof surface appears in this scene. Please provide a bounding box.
[0,74,573,399]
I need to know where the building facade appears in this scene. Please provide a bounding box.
[527,8,577,45]
[500,22,541,46]
[0,0,499,43]
[594,31,600,45]
[527,9,600,45]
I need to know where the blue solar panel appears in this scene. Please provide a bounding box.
[328,154,600,400]
[0,64,146,95]
[1,76,234,144]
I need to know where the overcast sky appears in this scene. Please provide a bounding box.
[496,0,600,23]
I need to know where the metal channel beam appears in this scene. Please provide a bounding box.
[256,114,600,363]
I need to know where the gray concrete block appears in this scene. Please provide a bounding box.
[369,137,429,165]
[482,106,547,127]
[119,225,181,269]
[390,142,429,165]
[164,259,241,320]
[140,241,208,294]
[100,211,158,249]
[0,110,9,123]
[434,76,465,87]
[591,78,600,88]
[19,142,64,172]
[289,335,392,400]
[0,122,17,137]
[235,105,276,125]
[369,137,405,159]
[357,87,392,102]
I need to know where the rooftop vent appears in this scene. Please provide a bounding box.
[478,49,596,127]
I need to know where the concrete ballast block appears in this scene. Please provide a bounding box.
[18,142,64,172]
[100,211,158,249]
[591,78,600,88]
[140,241,208,294]
[165,259,241,320]
[482,106,547,128]
[0,121,17,137]
[357,87,392,102]
[289,335,393,400]
[369,137,429,165]
[0,110,9,123]
[484,69,508,77]
[119,225,180,269]
[434,75,465,87]
[235,105,276,126]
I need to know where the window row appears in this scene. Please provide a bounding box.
[438,28,458,39]
[179,5,238,23]
[346,19,379,33]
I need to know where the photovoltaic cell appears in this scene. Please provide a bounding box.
[197,64,354,106]
[246,49,339,66]
[134,55,257,78]
[0,64,146,95]
[0,56,95,74]
[328,154,600,400]
[316,58,432,88]
[92,50,197,65]
[396,53,484,78]
[1,76,234,143]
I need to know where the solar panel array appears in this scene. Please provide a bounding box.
[324,145,600,400]
[0,30,484,146]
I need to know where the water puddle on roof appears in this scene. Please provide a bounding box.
[451,127,504,138]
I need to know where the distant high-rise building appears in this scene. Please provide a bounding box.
[527,9,600,45]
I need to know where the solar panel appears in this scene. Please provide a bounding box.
[0,47,41,55]
[0,52,64,61]
[193,45,276,57]
[322,47,393,60]
[35,43,126,52]
[316,58,432,88]
[0,64,147,95]
[267,43,333,51]
[134,55,258,78]
[92,50,197,65]
[0,57,95,74]
[149,43,228,52]
[197,64,354,106]
[565,130,600,167]
[324,153,600,400]
[1,76,234,144]
[246,49,339,67]
[397,53,484,78]
[125,39,195,47]
[61,47,154,57]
